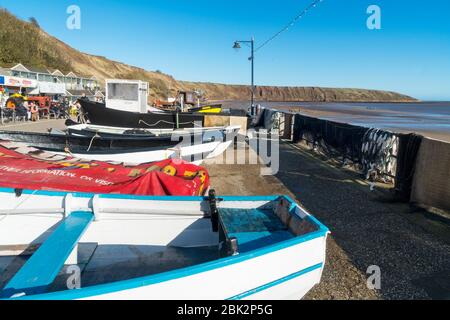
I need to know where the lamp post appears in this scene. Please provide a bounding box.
[233,37,255,116]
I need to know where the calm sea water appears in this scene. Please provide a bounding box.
[222,101,450,138]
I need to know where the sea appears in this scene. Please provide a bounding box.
[222,101,450,141]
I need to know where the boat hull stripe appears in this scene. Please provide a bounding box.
[226,263,323,300]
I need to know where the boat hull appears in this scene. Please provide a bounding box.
[0,126,233,155]
[80,240,326,300]
[0,131,179,153]
[49,140,232,165]
[54,124,239,164]
[80,100,206,129]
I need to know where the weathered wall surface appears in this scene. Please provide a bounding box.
[411,138,450,213]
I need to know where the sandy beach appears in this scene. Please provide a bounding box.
[284,106,450,143]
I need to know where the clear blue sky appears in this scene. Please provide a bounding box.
[1,0,449,100]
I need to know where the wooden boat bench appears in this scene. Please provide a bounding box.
[1,211,93,298]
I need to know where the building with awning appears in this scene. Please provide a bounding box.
[0,63,100,94]
[2,75,38,88]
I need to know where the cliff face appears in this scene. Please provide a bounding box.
[180,82,416,102]
[0,9,417,103]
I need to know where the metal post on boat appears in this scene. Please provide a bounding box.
[207,189,220,232]
[228,237,239,256]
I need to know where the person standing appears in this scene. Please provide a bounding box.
[0,87,4,108]
[0,87,4,123]
[30,101,39,121]
[23,99,31,121]
[80,93,89,101]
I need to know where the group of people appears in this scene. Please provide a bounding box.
[14,97,40,121]
[0,89,86,122]
[0,92,40,122]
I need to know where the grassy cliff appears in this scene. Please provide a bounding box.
[0,9,71,73]
[0,8,417,103]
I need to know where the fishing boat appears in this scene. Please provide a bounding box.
[0,130,177,153]
[46,137,233,165]
[80,99,202,129]
[0,189,329,300]
[154,104,223,114]
[188,104,223,114]
[79,99,245,129]
[0,126,240,164]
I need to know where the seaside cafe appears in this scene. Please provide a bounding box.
[0,74,38,95]
[0,64,99,103]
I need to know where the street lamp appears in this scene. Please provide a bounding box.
[233,37,255,116]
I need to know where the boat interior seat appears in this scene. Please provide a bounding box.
[0,211,93,298]
[218,206,294,256]
[274,197,318,236]
[274,197,292,225]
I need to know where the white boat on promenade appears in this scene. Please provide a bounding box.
[0,189,329,300]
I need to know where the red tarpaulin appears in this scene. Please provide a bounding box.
[0,142,209,196]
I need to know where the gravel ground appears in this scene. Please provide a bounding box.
[277,143,450,299]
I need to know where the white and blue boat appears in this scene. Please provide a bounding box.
[0,188,329,300]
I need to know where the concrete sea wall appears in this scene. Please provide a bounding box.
[411,137,450,213]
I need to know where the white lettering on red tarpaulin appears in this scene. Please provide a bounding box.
[0,166,113,186]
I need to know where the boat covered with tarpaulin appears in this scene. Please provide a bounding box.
[0,141,209,196]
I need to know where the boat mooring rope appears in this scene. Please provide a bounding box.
[86,133,100,152]
[138,119,202,128]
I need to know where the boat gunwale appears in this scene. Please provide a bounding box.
[38,140,223,156]
[68,123,242,133]
[0,130,217,143]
